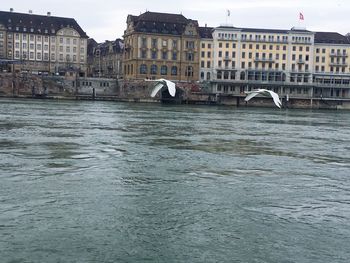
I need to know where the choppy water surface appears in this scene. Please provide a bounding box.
[1,98,350,263]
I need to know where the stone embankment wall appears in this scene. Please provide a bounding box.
[1,73,350,109]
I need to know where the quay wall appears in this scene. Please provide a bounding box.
[1,73,350,109]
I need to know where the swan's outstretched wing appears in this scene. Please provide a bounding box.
[244,91,260,102]
[163,79,176,97]
[266,90,282,108]
[150,82,165,97]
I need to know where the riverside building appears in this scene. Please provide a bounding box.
[210,25,350,102]
[123,11,200,81]
[0,9,88,76]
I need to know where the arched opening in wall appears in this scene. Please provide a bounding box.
[160,65,167,75]
[140,64,147,74]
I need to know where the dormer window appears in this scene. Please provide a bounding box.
[30,28,34,32]
[16,27,19,31]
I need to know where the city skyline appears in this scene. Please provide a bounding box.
[2,0,350,42]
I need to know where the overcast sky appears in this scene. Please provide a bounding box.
[2,0,350,42]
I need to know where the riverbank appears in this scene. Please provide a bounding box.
[1,72,350,109]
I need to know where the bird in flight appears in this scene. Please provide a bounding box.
[244,89,282,108]
[145,79,176,97]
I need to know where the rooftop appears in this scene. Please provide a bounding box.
[0,10,88,38]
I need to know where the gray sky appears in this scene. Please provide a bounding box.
[2,0,349,42]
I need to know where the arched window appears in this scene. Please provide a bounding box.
[160,65,167,75]
[139,64,147,74]
[150,64,157,75]
[171,66,177,76]
[200,72,204,79]
[185,66,193,77]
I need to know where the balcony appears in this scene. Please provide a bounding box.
[223,56,231,61]
[330,52,348,57]
[254,57,275,63]
[297,59,305,64]
[329,62,348,67]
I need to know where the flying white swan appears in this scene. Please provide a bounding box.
[145,79,176,97]
[245,89,282,108]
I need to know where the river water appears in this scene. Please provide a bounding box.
[0,98,350,263]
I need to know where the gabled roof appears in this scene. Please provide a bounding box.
[314,32,350,44]
[136,11,188,24]
[0,10,88,38]
[128,11,198,35]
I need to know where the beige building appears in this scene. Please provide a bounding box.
[0,9,88,76]
[123,11,200,82]
[209,25,350,100]
[199,26,213,82]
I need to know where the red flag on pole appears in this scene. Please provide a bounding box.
[299,12,304,20]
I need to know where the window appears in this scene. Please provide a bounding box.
[141,50,147,59]
[185,66,193,77]
[160,65,167,75]
[186,41,194,49]
[162,51,168,60]
[171,66,177,75]
[172,40,177,48]
[186,52,194,61]
[150,64,157,74]
[172,52,177,60]
[207,61,211,68]
[151,51,157,59]
[152,38,157,48]
[139,64,147,74]
[207,51,211,58]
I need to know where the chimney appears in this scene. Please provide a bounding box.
[47,12,51,16]
[10,8,14,12]
[29,10,33,14]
